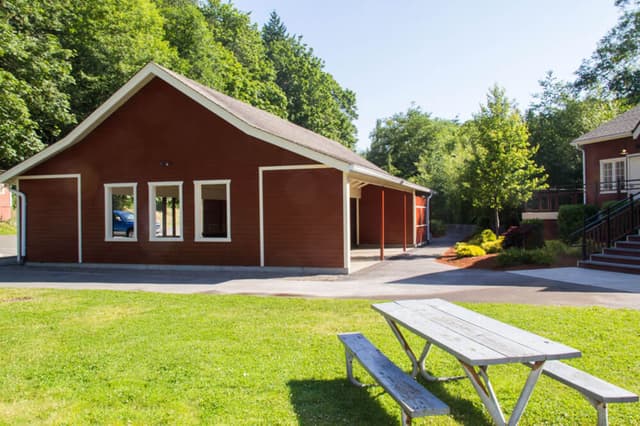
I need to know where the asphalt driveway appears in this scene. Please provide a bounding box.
[0,231,638,309]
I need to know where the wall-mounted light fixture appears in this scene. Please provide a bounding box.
[620,148,628,156]
[160,161,171,167]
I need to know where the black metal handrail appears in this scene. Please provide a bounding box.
[570,192,640,260]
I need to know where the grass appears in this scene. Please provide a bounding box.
[0,221,15,235]
[0,290,638,425]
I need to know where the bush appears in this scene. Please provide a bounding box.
[544,239,581,258]
[430,219,446,237]
[455,243,486,258]
[557,204,599,243]
[468,229,497,246]
[502,220,544,250]
[496,247,553,267]
[482,236,504,254]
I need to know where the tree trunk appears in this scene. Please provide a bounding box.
[494,208,500,234]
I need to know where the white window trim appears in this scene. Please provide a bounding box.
[599,157,626,194]
[193,179,231,242]
[104,183,138,242]
[148,181,184,242]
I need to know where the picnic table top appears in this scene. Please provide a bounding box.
[372,298,581,366]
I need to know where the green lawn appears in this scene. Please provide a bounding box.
[0,289,638,425]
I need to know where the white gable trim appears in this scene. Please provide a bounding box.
[0,63,428,195]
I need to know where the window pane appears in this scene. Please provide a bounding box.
[110,186,135,238]
[154,185,181,238]
[603,163,613,190]
[200,184,227,238]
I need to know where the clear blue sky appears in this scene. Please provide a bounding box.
[231,0,620,151]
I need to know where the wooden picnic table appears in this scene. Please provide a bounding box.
[372,298,582,426]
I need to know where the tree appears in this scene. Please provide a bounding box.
[59,0,181,122]
[575,0,640,103]
[262,12,358,148]
[367,106,458,179]
[200,1,287,116]
[463,86,547,232]
[0,0,75,167]
[527,72,624,187]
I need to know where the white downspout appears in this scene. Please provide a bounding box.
[581,147,587,204]
[9,189,26,264]
[426,192,433,244]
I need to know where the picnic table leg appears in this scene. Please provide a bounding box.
[384,318,420,378]
[460,361,507,426]
[344,348,368,388]
[418,343,466,382]
[507,360,545,426]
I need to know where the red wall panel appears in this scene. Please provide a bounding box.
[358,185,412,246]
[263,168,343,268]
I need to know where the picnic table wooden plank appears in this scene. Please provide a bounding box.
[400,299,580,360]
[373,302,512,365]
[401,304,546,361]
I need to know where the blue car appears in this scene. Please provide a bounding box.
[113,210,135,237]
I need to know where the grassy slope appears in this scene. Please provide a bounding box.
[0,289,638,425]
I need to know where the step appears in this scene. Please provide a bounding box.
[578,260,640,275]
[628,234,640,242]
[591,253,640,266]
[615,241,640,250]
[604,247,640,258]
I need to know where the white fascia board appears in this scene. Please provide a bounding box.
[571,131,631,147]
[348,165,432,193]
[633,124,640,140]
[0,64,158,184]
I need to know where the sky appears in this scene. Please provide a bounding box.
[231,0,621,152]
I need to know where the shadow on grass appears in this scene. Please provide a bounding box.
[288,377,493,426]
[288,379,397,425]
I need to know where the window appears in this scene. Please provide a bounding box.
[600,158,626,192]
[148,182,183,241]
[104,183,137,241]
[194,180,231,242]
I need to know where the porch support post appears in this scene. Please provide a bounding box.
[403,193,407,252]
[380,189,385,261]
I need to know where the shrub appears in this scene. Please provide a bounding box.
[482,236,504,254]
[430,219,446,237]
[496,247,553,267]
[557,204,599,243]
[545,239,581,258]
[468,229,497,246]
[502,220,544,250]
[455,243,486,258]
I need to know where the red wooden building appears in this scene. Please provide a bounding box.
[0,63,432,273]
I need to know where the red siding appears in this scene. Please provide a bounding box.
[20,178,78,262]
[583,137,637,205]
[0,185,10,221]
[24,77,328,266]
[358,185,412,246]
[263,168,343,267]
[415,194,428,245]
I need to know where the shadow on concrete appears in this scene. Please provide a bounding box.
[386,269,628,293]
[0,264,328,286]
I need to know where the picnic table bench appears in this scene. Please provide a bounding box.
[365,298,637,425]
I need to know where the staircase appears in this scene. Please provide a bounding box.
[579,231,640,274]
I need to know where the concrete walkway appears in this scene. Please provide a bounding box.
[0,228,638,309]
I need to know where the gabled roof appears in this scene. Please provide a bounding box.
[572,104,640,146]
[0,62,430,193]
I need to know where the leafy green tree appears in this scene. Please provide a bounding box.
[262,12,358,148]
[200,1,287,116]
[463,86,547,232]
[575,0,640,103]
[527,72,624,187]
[0,0,75,167]
[59,0,180,122]
[367,106,458,179]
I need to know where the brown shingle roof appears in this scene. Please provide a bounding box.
[160,65,386,173]
[573,104,640,145]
